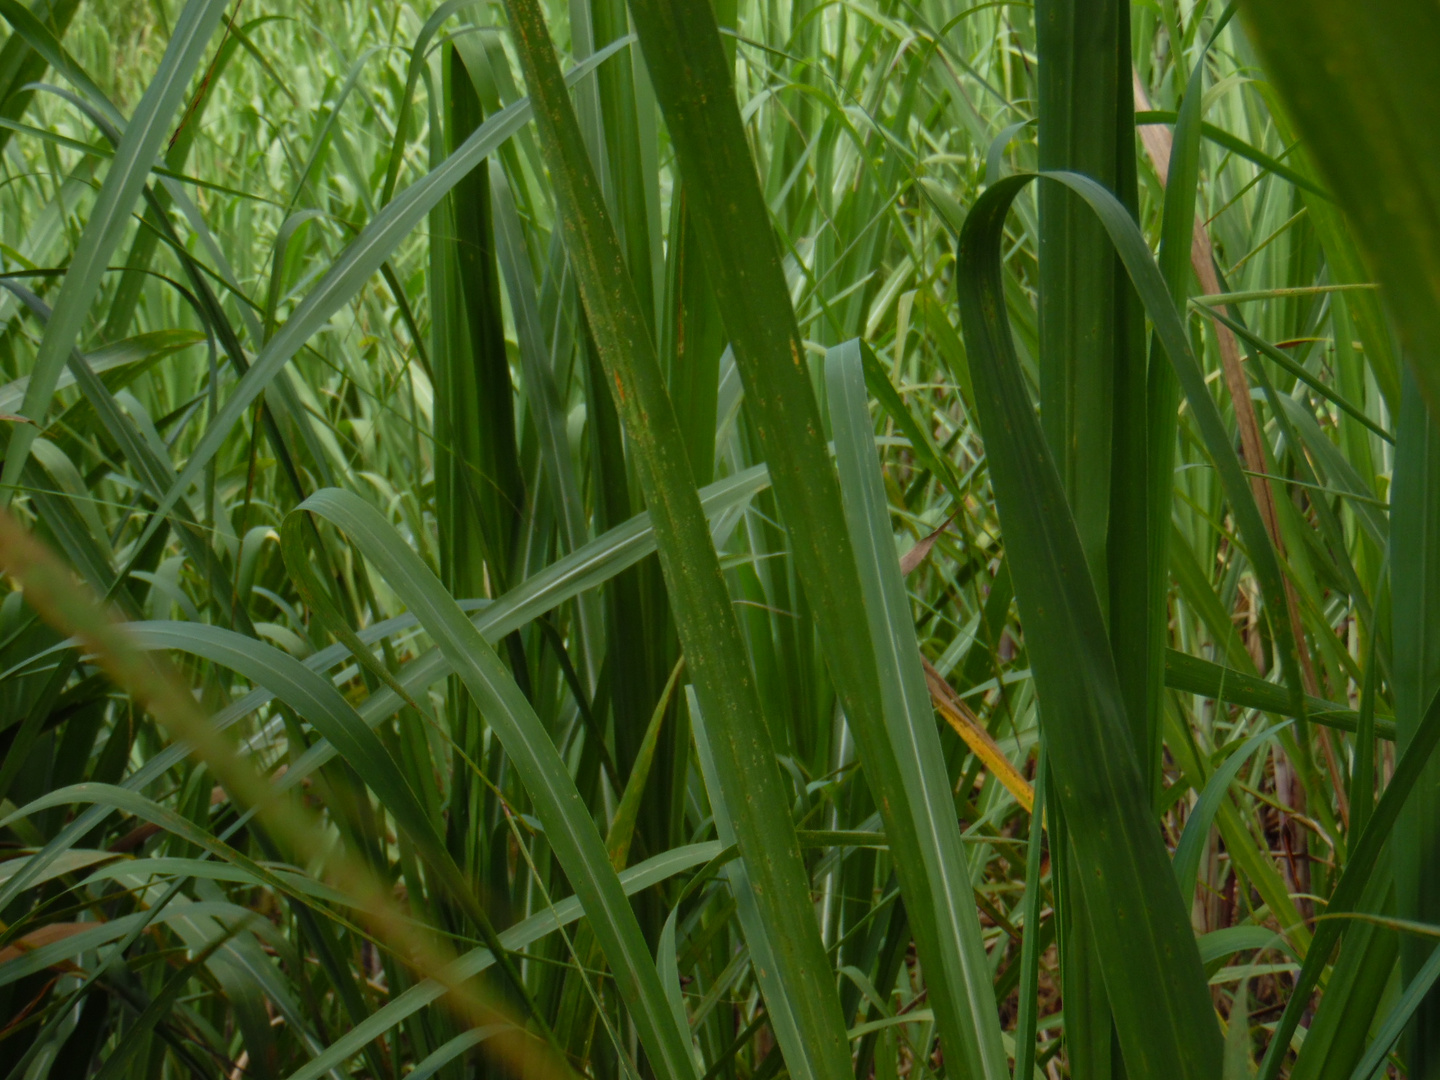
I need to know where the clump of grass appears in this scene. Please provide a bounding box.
[0,0,1433,1077]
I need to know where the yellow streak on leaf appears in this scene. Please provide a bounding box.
[922,658,1034,814]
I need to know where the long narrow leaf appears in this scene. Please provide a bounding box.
[956,171,1221,1077]
[826,339,1007,1077]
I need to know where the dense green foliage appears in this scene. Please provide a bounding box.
[0,0,1436,1077]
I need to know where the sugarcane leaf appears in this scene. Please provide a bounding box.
[956,170,1222,1077]
[826,338,1009,1077]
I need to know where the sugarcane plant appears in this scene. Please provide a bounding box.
[1,0,1439,1077]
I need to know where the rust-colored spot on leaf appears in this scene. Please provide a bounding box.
[0,922,94,965]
